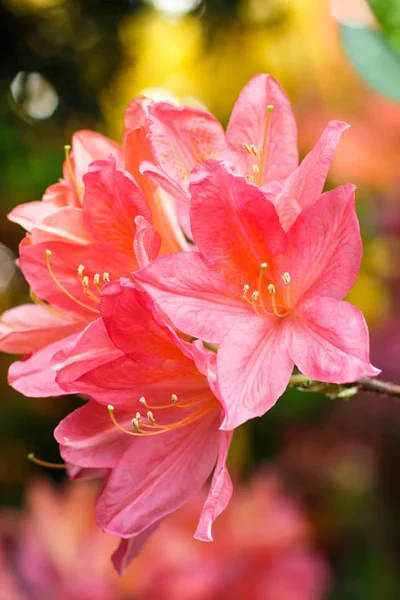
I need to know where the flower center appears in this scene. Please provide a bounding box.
[107,391,217,438]
[242,262,292,319]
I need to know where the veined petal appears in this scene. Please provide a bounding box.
[30,206,92,245]
[123,96,153,137]
[8,200,58,232]
[0,304,82,354]
[289,296,380,383]
[8,334,79,397]
[282,184,361,301]
[226,74,298,183]
[140,161,190,205]
[283,120,350,213]
[112,522,162,575]
[190,161,286,282]
[218,318,294,430]
[71,130,122,184]
[148,102,230,190]
[96,411,220,537]
[53,318,123,388]
[83,159,151,258]
[136,252,253,344]
[195,430,233,542]
[133,215,161,268]
[55,401,133,469]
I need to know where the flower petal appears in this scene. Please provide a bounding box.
[30,206,92,245]
[96,412,220,536]
[226,74,298,183]
[148,102,230,191]
[282,184,361,301]
[289,296,380,383]
[136,252,252,344]
[71,130,122,184]
[284,120,350,213]
[8,334,78,397]
[112,522,161,575]
[195,430,233,542]
[133,215,161,268]
[190,161,286,281]
[8,200,58,232]
[218,318,294,430]
[0,304,82,354]
[82,159,150,258]
[55,401,133,469]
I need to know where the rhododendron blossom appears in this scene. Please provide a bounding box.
[137,161,379,429]
[52,280,232,569]
[141,73,350,233]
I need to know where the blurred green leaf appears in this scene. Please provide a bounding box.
[368,0,400,51]
[340,23,400,101]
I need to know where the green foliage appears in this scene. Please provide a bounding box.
[340,23,400,101]
[368,0,400,51]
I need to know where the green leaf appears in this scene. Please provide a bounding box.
[340,23,400,101]
[368,0,400,51]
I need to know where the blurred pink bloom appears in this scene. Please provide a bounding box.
[137,161,379,430]
[52,279,232,565]
[142,73,349,231]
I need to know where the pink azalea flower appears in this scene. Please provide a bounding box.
[52,280,232,563]
[1,100,188,398]
[136,161,380,430]
[141,73,349,233]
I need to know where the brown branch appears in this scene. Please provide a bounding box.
[357,377,400,398]
[289,374,400,400]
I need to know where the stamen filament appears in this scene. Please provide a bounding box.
[45,250,100,314]
[259,105,274,185]
[28,453,67,469]
[64,145,83,205]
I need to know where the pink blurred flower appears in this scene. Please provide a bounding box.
[137,160,379,430]
[52,279,232,566]
[0,473,329,600]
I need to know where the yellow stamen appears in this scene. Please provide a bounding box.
[103,272,110,283]
[45,250,100,314]
[259,105,275,185]
[64,145,83,204]
[28,453,67,469]
[93,273,101,293]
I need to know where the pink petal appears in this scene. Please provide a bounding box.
[136,252,252,344]
[112,522,161,575]
[42,180,75,207]
[148,102,230,191]
[289,296,380,383]
[226,74,298,184]
[283,120,350,213]
[218,318,294,430]
[190,161,286,280]
[195,430,233,542]
[55,401,133,469]
[82,158,150,258]
[123,96,153,136]
[8,201,58,232]
[96,411,220,537]
[124,127,155,201]
[0,304,82,354]
[282,184,361,301]
[30,206,92,245]
[19,239,130,318]
[53,317,123,389]
[275,195,302,232]
[133,215,161,268]
[139,161,190,204]
[71,130,122,184]
[8,334,79,397]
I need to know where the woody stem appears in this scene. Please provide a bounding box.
[289,374,400,399]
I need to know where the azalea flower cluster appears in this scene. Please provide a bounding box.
[0,474,329,599]
[0,74,378,571]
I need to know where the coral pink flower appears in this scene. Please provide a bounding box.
[53,280,232,565]
[137,161,379,430]
[142,73,349,233]
[1,99,188,398]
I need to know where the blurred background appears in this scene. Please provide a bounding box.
[1,0,400,598]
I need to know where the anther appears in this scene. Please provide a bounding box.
[103,272,110,283]
[268,284,276,295]
[139,396,148,406]
[171,394,178,404]
[135,412,142,422]
[282,272,291,285]
[249,144,258,155]
[147,411,156,425]
[78,264,85,280]
[94,273,100,286]
[242,284,250,297]
[246,175,254,182]
[252,291,259,302]
[132,418,140,431]
[242,143,252,154]
[252,164,260,175]
[261,262,268,271]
